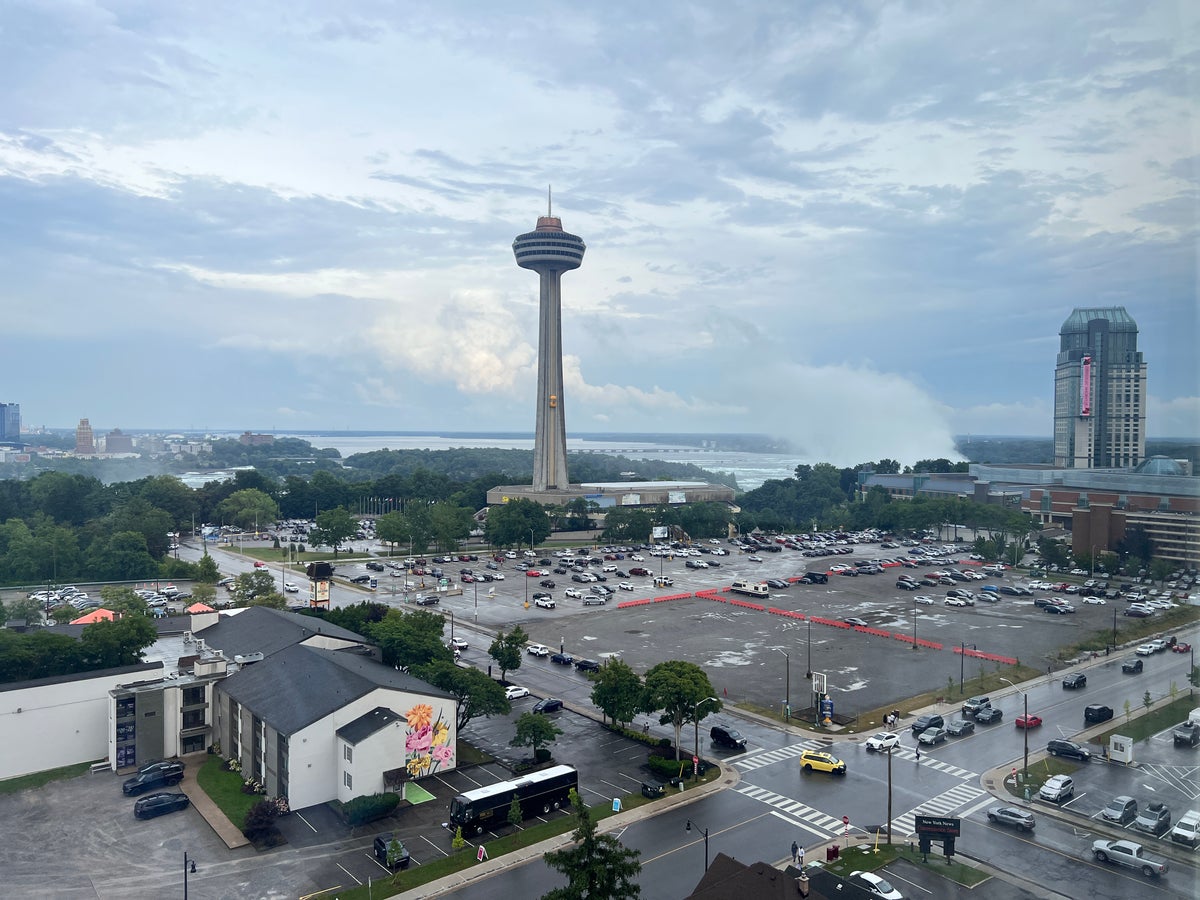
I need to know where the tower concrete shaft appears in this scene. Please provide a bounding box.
[513,213,585,491]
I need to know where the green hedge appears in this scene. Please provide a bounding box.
[342,792,401,826]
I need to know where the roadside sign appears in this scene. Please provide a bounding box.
[477,844,488,862]
[612,798,621,812]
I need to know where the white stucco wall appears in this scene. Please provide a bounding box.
[0,664,163,780]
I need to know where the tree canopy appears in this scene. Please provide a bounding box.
[640,660,720,760]
[541,789,642,900]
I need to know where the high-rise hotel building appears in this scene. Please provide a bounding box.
[1053,307,1146,469]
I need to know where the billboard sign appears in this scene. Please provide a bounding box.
[668,491,686,504]
[1080,356,1092,417]
[915,815,961,836]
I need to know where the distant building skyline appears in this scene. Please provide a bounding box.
[0,403,19,443]
[74,418,95,455]
[513,205,586,492]
[1054,307,1147,469]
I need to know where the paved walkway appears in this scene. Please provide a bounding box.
[177,752,251,849]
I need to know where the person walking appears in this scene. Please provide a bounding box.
[791,840,799,865]
[797,844,805,868]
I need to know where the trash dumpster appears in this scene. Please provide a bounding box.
[825,845,840,862]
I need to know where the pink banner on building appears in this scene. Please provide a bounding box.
[1080,356,1091,416]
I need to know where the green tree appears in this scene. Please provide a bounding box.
[99,586,148,617]
[541,789,642,900]
[88,531,159,581]
[640,660,720,760]
[233,570,281,606]
[1143,690,1154,712]
[78,615,157,668]
[590,659,643,727]
[489,625,529,683]
[370,609,452,670]
[191,583,217,606]
[511,712,564,759]
[216,488,280,532]
[420,660,511,729]
[195,553,221,583]
[486,498,551,548]
[430,501,474,552]
[508,793,524,829]
[1149,558,1174,585]
[309,507,359,557]
[375,510,409,555]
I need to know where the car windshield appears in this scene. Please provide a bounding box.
[874,878,896,893]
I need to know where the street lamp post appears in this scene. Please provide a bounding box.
[693,696,719,778]
[912,597,918,650]
[885,743,895,845]
[806,617,812,679]
[183,852,197,900]
[685,819,710,871]
[959,642,977,695]
[773,648,790,720]
[1112,606,1117,650]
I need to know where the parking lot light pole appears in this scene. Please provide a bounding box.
[912,598,918,650]
[693,696,719,777]
[959,643,977,694]
[685,819,710,871]
[184,852,196,900]
[885,744,895,845]
[806,618,812,679]
[773,648,790,720]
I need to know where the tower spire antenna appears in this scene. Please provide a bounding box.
[547,185,552,217]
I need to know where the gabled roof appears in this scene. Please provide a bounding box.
[196,606,368,659]
[336,706,403,744]
[216,644,453,736]
[69,608,115,625]
[686,854,849,899]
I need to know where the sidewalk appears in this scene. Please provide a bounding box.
[177,752,250,849]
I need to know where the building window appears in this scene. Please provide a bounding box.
[344,772,353,789]
[343,744,353,763]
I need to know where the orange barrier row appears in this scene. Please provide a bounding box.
[768,607,807,620]
[854,626,892,638]
[955,646,1018,665]
[616,599,653,609]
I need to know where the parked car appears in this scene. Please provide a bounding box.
[1046,739,1090,761]
[413,595,439,606]
[1171,810,1200,847]
[798,750,846,775]
[526,643,551,657]
[1101,795,1138,825]
[864,732,901,752]
[122,760,185,796]
[710,724,748,750]
[573,659,601,673]
[798,572,828,584]
[987,805,1036,832]
[372,833,411,869]
[1133,802,1172,837]
[1090,839,1168,878]
[549,652,574,666]
[504,685,530,700]
[533,596,556,609]
[132,791,191,820]
[1039,774,1074,803]
[533,697,564,714]
[848,870,904,900]
[582,594,607,606]
[349,574,371,584]
[1062,673,1087,689]
[1173,722,1200,747]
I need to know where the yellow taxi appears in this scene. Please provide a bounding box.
[798,750,847,775]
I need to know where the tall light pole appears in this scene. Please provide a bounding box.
[806,618,812,679]
[183,851,197,900]
[912,597,918,650]
[1000,677,1029,784]
[773,648,791,720]
[693,696,719,777]
[959,642,977,695]
[884,743,895,845]
[685,819,710,871]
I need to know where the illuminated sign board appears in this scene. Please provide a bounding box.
[1080,356,1092,417]
[914,815,961,836]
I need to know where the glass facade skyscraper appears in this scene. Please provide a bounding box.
[1053,307,1146,468]
[0,403,18,442]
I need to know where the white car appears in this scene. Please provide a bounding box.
[564,588,583,599]
[449,637,469,651]
[534,596,556,609]
[944,597,967,607]
[283,582,299,593]
[504,685,530,700]
[849,870,904,900]
[492,572,505,580]
[864,732,901,752]
[602,564,618,572]
[618,582,634,591]
[630,554,645,561]
[914,595,934,605]
[526,643,551,657]
[1083,596,1106,605]
[1135,644,1156,656]
[748,555,763,562]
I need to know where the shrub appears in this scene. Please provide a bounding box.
[647,755,689,779]
[243,799,280,842]
[342,792,401,826]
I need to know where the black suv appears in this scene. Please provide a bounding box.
[132,791,190,819]
[1122,658,1143,674]
[122,760,185,796]
[1061,673,1087,689]
[373,833,411,869]
[574,659,601,673]
[710,724,747,750]
[799,572,829,584]
[1046,739,1091,761]
[1174,722,1200,747]
[413,595,439,606]
[1084,704,1114,724]
[910,714,944,735]
[365,562,385,572]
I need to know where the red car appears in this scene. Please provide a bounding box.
[1015,714,1043,729]
[1172,642,1192,653]
[526,570,541,577]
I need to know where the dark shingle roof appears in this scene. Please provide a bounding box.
[197,606,368,659]
[216,644,452,735]
[336,707,403,744]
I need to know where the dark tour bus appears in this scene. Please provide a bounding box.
[448,765,578,835]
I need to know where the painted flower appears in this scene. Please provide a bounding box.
[432,721,450,746]
[405,703,434,730]
[406,755,431,776]
[406,725,432,753]
[432,744,454,765]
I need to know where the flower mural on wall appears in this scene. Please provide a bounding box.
[404,702,454,777]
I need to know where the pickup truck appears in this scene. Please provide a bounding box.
[1091,840,1168,878]
[1173,722,1200,747]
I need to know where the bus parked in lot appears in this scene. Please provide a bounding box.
[449,765,578,835]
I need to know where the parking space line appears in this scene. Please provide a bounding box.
[420,833,452,857]
[616,771,642,784]
[335,863,362,886]
[600,778,626,794]
[294,811,318,833]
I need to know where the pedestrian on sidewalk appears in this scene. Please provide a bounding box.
[791,840,799,864]
[797,844,805,867]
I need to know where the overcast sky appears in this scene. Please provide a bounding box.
[2,2,1196,464]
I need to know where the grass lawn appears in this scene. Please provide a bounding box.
[196,755,260,831]
[1096,694,1196,745]
[1062,605,1200,658]
[0,761,95,795]
[823,842,989,887]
